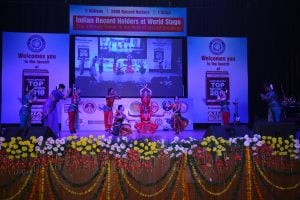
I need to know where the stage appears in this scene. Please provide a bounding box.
[1,124,300,200]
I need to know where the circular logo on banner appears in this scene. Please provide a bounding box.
[155,118,163,126]
[151,101,159,114]
[162,100,172,111]
[82,101,97,114]
[129,101,142,114]
[27,35,46,52]
[180,101,189,114]
[209,38,225,55]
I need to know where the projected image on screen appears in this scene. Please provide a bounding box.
[74,36,184,97]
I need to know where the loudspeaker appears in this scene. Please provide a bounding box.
[253,122,297,138]
[204,125,251,139]
[4,126,56,140]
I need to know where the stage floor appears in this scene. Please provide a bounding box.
[60,129,206,142]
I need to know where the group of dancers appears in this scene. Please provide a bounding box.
[19,83,189,138]
[19,81,284,138]
[102,84,189,136]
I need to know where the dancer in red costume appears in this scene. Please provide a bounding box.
[68,86,81,134]
[128,84,163,133]
[129,105,160,134]
[217,87,230,126]
[140,84,152,108]
[104,88,120,133]
[169,96,189,134]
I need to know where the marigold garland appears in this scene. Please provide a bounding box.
[0,173,23,189]
[190,159,238,196]
[124,158,176,187]
[56,158,102,187]
[49,162,106,195]
[254,162,300,190]
[40,166,45,200]
[171,158,183,200]
[181,153,189,200]
[117,168,129,199]
[251,166,264,200]
[2,169,33,200]
[245,147,252,200]
[44,167,55,200]
[106,160,111,200]
[28,170,38,200]
[121,159,180,198]
[188,155,241,185]
[230,152,246,200]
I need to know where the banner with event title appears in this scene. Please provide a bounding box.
[61,98,193,131]
[69,5,187,36]
[188,37,248,123]
[1,32,69,124]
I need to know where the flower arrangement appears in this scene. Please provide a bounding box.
[164,137,198,158]
[200,135,230,158]
[294,138,300,160]
[101,136,133,159]
[229,134,263,156]
[261,135,298,158]
[35,136,66,157]
[1,136,38,160]
[0,137,5,150]
[68,135,102,156]
[133,138,164,160]
[0,133,299,169]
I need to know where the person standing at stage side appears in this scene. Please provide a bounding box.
[68,86,81,134]
[43,84,71,137]
[169,96,189,134]
[260,83,282,122]
[104,88,120,133]
[217,88,230,126]
[19,85,37,132]
[112,105,132,136]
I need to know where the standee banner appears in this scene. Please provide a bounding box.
[188,37,248,123]
[61,98,193,131]
[70,5,187,36]
[1,32,69,124]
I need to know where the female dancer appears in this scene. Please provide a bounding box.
[112,105,132,136]
[19,85,37,131]
[68,86,81,134]
[217,88,230,126]
[169,96,189,134]
[129,105,159,134]
[140,84,152,108]
[104,88,120,133]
